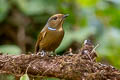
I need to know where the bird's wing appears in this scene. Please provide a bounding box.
[34,31,47,53]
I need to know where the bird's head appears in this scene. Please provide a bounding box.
[46,14,69,29]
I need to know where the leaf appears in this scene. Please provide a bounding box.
[20,74,29,80]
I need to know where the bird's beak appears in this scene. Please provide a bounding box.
[63,14,69,19]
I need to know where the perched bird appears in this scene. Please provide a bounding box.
[35,14,69,54]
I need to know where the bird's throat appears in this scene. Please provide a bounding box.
[48,26,56,31]
[48,26,63,32]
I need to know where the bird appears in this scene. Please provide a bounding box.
[34,14,69,54]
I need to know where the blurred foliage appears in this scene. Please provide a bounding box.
[0,0,9,22]
[0,74,15,80]
[34,77,60,80]
[15,0,58,15]
[42,78,60,80]
[0,45,21,55]
[0,1,120,79]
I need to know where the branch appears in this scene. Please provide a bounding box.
[0,40,120,80]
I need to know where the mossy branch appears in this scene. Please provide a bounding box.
[0,40,120,80]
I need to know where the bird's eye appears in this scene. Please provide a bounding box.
[52,17,57,20]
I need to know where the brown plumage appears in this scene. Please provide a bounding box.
[35,14,68,53]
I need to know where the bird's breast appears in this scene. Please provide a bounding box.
[40,29,64,51]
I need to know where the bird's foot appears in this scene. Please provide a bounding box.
[37,50,46,57]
